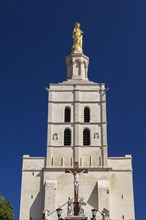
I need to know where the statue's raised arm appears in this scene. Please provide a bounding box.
[68,169,74,175]
[72,22,84,52]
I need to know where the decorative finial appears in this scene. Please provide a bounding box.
[72,22,84,52]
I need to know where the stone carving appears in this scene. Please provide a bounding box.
[68,170,85,194]
[47,182,56,190]
[74,172,79,194]
[72,22,84,52]
[79,197,86,216]
[53,133,58,140]
[94,132,99,139]
[101,208,109,220]
[42,209,50,220]
[67,197,73,216]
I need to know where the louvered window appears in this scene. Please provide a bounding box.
[83,128,90,145]
[64,129,71,145]
[65,107,71,122]
[84,107,90,122]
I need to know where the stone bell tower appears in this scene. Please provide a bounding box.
[19,23,135,220]
[46,23,108,170]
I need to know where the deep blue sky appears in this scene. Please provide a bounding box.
[0,1,145,219]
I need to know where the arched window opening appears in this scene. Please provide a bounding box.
[65,107,71,122]
[84,107,90,122]
[75,60,80,76]
[83,128,90,145]
[64,129,71,146]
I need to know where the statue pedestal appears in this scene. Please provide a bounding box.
[65,216,88,220]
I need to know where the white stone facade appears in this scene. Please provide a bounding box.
[19,50,135,220]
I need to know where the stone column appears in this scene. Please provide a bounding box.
[46,90,53,167]
[100,84,108,167]
[74,85,80,163]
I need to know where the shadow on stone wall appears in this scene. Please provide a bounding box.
[30,171,44,220]
[87,183,98,209]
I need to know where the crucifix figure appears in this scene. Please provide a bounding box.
[65,162,88,215]
[68,170,85,194]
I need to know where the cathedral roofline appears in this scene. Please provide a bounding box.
[23,156,45,159]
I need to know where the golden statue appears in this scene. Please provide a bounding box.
[72,22,84,52]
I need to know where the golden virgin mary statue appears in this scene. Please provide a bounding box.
[72,22,84,52]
